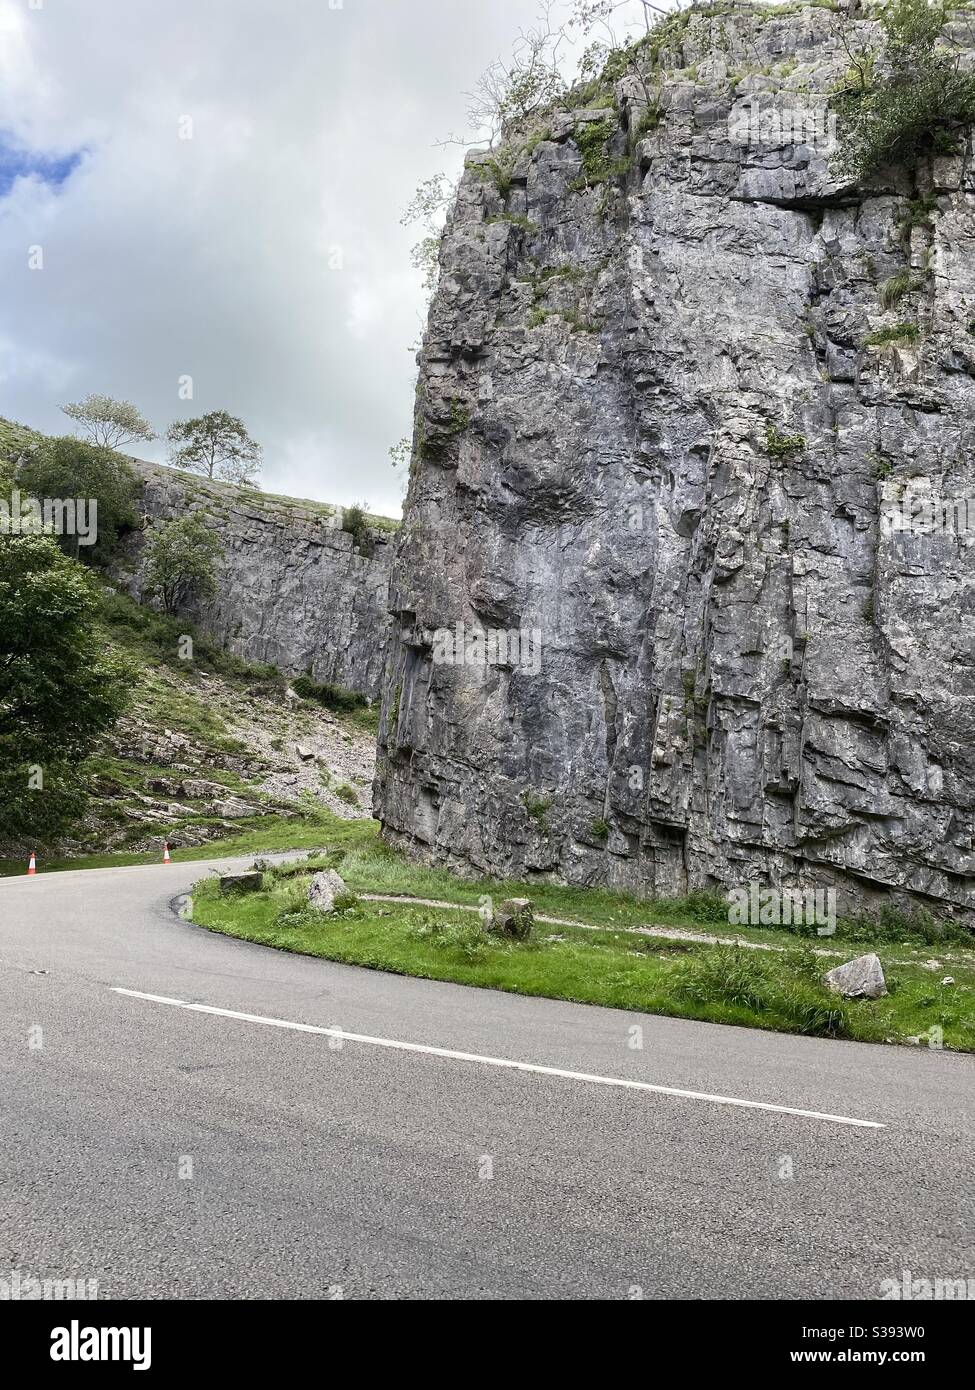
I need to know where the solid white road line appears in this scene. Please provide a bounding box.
[111,987,885,1130]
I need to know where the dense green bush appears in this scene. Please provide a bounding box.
[681,889,730,924]
[835,0,975,179]
[765,424,806,459]
[341,504,372,554]
[292,672,368,714]
[0,537,134,843]
[863,320,920,348]
[141,513,222,615]
[17,434,139,567]
[838,903,971,947]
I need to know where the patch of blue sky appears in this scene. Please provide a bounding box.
[0,134,84,196]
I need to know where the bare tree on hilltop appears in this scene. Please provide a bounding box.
[59,393,156,451]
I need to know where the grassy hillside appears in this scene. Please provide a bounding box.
[0,417,42,490]
[0,416,43,458]
[0,584,377,868]
[1,412,383,866]
[49,587,375,858]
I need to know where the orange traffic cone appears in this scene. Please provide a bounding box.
[162,843,172,865]
[27,851,36,876]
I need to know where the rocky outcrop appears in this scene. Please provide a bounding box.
[375,2,975,921]
[120,461,396,700]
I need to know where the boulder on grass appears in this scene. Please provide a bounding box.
[823,953,887,999]
[487,897,534,941]
[219,871,263,895]
[308,869,348,914]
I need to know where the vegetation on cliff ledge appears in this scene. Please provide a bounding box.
[835,0,975,179]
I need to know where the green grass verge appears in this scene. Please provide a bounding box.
[188,860,975,1051]
[334,843,974,952]
[8,800,971,954]
[12,796,973,1050]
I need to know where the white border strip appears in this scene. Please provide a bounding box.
[111,987,884,1129]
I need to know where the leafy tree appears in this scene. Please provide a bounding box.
[835,0,975,180]
[388,437,411,471]
[166,410,263,486]
[17,435,139,566]
[0,535,134,844]
[400,175,455,297]
[292,673,368,714]
[340,502,372,555]
[59,394,156,451]
[467,34,568,146]
[458,0,666,147]
[142,512,223,615]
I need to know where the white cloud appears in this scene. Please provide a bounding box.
[0,0,541,515]
[0,0,661,515]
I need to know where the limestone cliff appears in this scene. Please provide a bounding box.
[375,1,975,919]
[121,462,395,700]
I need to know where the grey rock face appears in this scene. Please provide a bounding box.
[307,868,348,914]
[375,5,975,922]
[824,953,888,999]
[119,462,394,700]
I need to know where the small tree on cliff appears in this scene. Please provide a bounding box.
[834,0,975,179]
[59,394,156,451]
[166,410,262,486]
[401,174,456,296]
[142,513,222,615]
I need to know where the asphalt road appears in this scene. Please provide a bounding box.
[1,855,973,1300]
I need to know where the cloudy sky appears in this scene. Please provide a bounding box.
[0,0,656,516]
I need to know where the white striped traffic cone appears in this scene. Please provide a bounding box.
[162,843,172,865]
[27,851,36,876]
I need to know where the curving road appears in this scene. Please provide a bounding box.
[1,855,973,1300]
